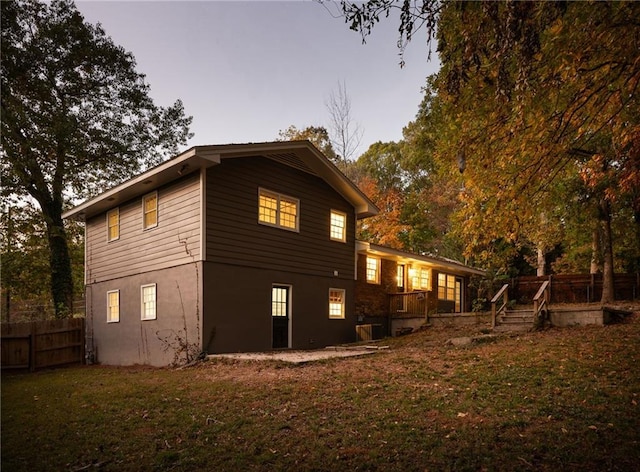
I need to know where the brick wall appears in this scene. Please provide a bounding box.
[355,256,398,319]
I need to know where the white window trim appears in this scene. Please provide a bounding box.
[330,210,347,242]
[329,288,346,319]
[107,208,119,242]
[258,187,300,232]
[366,256,381,284]
[142,191,158,230]
[141,283,157,320]
[107,289,120,323]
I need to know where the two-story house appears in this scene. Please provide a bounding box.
[63,141,378,366]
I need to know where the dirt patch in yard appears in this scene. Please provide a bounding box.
[207,345,387,364]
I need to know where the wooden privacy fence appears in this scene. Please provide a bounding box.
[1,318,85,371]
[512,273,640,304]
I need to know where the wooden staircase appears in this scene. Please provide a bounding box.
[491,281,550,333]
[494,307,535,332]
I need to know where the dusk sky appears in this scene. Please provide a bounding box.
[75,1,441,157]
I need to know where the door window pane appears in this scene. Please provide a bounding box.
[272,286,288,317]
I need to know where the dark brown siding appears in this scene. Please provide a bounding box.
[202,262,356,353]
[206,157,355,279]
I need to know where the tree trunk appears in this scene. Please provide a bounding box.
[536,246,546,276]
[590,226,601,274]
[41,202,74,318]
[5,207,13,322]
[634,203,640,273]
[599,198,615,304]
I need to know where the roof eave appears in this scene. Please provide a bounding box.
[62,148,220,221]
[62,140,379,222]
[357,241,485,276]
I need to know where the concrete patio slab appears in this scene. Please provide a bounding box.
[207,345,388,364]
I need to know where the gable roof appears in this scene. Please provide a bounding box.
[62,140,379,221]
[357,241,485,277]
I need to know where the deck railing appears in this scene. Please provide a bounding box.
[491,284,510,328]
[533,280,550,328]
[388,291,428,318]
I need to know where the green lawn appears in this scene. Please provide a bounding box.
[3,315,639,471]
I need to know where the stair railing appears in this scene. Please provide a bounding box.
[532,280,550,328]
[490,284,509,328]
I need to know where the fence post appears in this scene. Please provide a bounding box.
[29,321,36,372]
[81,318,86,365]
[424,292,429,325]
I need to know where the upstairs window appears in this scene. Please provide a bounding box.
[107,208,119,242]
[143,192,158,230]
[329,288,346,319]
[107,290,120,323]
[366,257,380,284]
[330,210,347,242]
[141,284,157,320]
[258,188,299,231]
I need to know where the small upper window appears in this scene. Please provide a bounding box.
[366,257,380,284]
[107,290,120,323]
[258,188,299,231]
[107,208,119,242]
[141,284,157,320]
[143,192,158,230]
[330,210,347,242]
[329,288,346,319]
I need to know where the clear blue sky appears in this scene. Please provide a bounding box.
[75,1,440,157]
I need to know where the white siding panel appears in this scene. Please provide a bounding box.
[86,174,201,283]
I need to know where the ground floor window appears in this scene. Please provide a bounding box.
[366,257,380,284]
[438,273,463,312]
[329,288,346,319]
[438,274,456,301]
[411,267,431,290]
[141,284,157,320]
[107,290,119,323]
